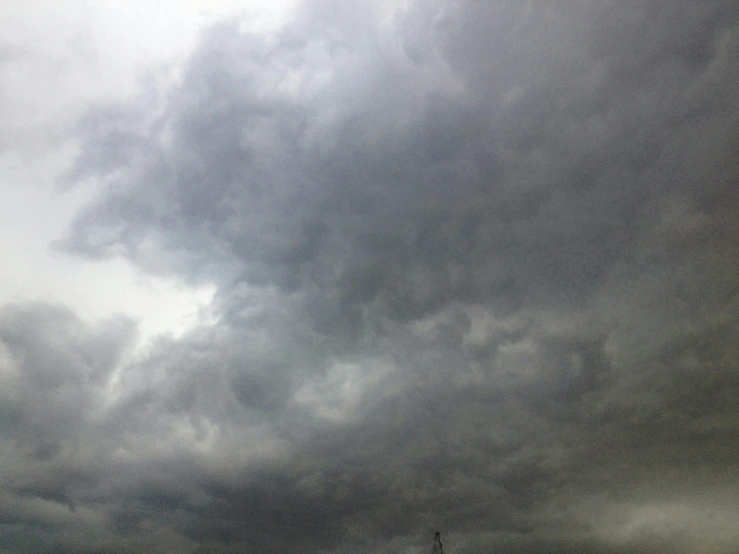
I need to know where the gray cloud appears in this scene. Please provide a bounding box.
[3,0,739,552]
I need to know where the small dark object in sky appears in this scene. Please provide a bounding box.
[432,531,444,554]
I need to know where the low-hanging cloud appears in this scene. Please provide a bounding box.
[2,0,739,552]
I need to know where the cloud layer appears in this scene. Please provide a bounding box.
[2,0,739,552]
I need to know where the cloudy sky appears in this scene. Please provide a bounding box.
[1,0,738,552]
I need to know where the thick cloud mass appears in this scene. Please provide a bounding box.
[3,0,739,552]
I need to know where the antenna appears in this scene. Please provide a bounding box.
[432,531,444,554]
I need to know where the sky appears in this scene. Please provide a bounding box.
[0,0,737,552]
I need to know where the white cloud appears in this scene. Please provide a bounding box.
[0,1,261,346]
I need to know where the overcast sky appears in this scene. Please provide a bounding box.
[1,1,738,552]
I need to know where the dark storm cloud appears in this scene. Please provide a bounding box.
[4,0,739,552]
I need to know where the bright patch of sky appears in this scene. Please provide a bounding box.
[0,0,295,347]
